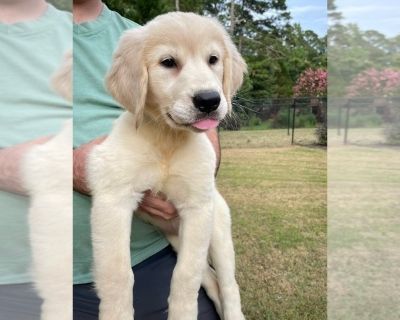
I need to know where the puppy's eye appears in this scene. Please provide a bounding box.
[161,58,177,68]
[209,55,219,65]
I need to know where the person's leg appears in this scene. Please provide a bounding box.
[73,246,220,320]
[0,283,42,320]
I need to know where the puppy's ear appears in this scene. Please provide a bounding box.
[223,36,247,111]
[106,28,148,128]
[51,50,73,102]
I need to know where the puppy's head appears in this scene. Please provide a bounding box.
[106,12,247,131]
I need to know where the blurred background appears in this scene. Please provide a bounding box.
[328,1,400,320]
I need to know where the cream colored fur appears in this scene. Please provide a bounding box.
[89,12,246,320]
[21,52,72,320]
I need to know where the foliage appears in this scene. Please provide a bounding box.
[328,0,400,96]
[104,0,327,99]
[292,69,327,144]
[105,0,171,24]
[384,116,400,145]
[384,102,400,145]
[316,122,327,145]
[328,0,400,145]
[346,68,400,97]
[293,68,327,97]
[48,0,72,11]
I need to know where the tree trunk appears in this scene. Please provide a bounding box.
[229,1,235,35]
[175,0,180,11]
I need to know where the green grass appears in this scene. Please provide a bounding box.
[220,128,318,149]
[328,142,400,319]
[217,129,327,319]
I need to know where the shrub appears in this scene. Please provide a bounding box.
[316,122,327,145]
[346,68,400,97]
[293,69,327,145]
[347,68,400,145]
[293,68,327,98]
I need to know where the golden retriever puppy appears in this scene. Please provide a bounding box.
[88,12,246,320]
[21,52,72,320]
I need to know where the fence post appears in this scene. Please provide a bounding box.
[291,100,296,145]
[337,104,342,136]
[344,101,350,144]
[287,102,291,136]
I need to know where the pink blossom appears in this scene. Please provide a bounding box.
[293,68,327,97]
[346,68,400,97]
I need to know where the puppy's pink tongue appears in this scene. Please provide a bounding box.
[192,119,219,130]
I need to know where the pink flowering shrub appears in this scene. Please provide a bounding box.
[293,68,327,97]
[347,68,400,145]
[346,68,400,97]
[293,68,327,145]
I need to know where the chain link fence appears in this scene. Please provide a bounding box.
[221,96,327,146]
[328,97,400,146]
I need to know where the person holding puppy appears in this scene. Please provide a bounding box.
[72,0,220,318]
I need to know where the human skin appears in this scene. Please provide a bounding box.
[0,137,50,195]
[0,0,47,24]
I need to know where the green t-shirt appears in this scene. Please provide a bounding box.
[0,5,72,284]
[73,5,169,284]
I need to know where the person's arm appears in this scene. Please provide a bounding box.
[73,128,221,219]
[0,137,50,195]
[73,136,106,195]
[206,128,221,175]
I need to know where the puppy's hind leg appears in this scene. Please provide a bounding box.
[209,191,245,320]
[202,264,223,318]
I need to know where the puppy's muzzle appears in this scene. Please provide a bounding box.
[192,90,221,114]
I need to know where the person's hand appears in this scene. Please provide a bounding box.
[0,136,51,195]
[139,190,178,220]
[73,136,106,195]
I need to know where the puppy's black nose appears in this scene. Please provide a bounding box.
[192,90,221,113]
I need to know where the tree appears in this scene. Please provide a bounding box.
[105,0,172,25]
[103,0,327,99]
[48,0,72,11]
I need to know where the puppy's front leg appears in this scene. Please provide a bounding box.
[91,192,141,320]
[168,204,214,320]
[210,191,245,320]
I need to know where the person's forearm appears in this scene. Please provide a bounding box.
[0,147,25,195]
[73,136,106,195]
[0,137,50,195]
[73,146,90,195]
[205,128,221,175]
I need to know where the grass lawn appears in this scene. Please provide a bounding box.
[220,127,318,148]
[217,129,327,319]
[328,132,400,319]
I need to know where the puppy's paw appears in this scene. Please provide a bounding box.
[223,310,246,320]
[99,304,134,320]
[167,300,197,320]
[41,309,72,320]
